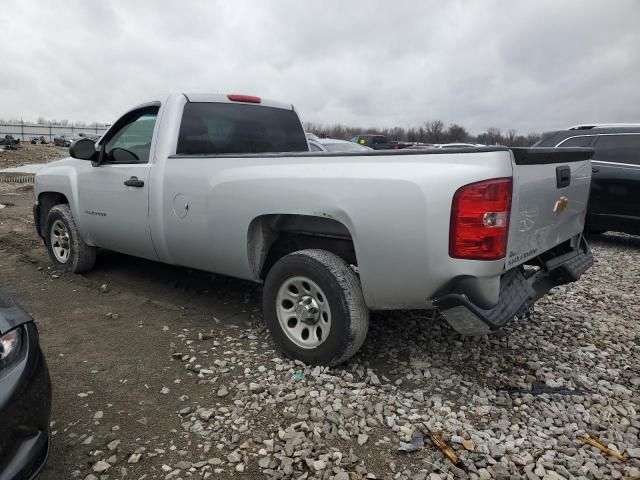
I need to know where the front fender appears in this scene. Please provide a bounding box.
[34,159,90,243]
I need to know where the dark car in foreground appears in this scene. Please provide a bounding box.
[0,291,51,479]
[535,124,640,235]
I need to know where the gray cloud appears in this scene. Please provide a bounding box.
[1,0,638,134]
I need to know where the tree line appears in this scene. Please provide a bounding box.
[303,120,542,147]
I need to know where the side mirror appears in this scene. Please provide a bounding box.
[69,138,96,160]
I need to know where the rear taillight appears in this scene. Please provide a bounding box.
[449,177,512,260]
[227,94,261,104]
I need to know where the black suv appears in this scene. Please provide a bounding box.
[535,124,640,235]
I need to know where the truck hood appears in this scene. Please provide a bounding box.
[0,291,33,335]
[36,157,75,173]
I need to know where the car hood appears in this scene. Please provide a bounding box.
[0,291,33,335]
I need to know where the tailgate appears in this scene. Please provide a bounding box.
[505,147,593,269]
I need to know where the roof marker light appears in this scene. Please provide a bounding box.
[227,94,261,104]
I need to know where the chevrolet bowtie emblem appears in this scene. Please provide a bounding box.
[554,196,569,213]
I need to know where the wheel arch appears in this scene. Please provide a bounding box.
[247,214,359,280]
[37,191,70,238]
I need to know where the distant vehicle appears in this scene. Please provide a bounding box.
[1,135,19,147]
[433,143,485,149]
[30,136,39,144]
[53,133,82,147]
[402,143,485,150]
[534,124,640,235]
[309,137,373,153]
[78,132,101,142]
[350,134,412,150]
[0,290,52,479]
[307,139,326,152]
[403,144,434,150]
[305,132,320,142]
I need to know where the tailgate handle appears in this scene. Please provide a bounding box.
[556,166,571,188]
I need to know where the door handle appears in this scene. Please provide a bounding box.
[124,176,144,187]
[591,167,600,173]
[556,165,571,188]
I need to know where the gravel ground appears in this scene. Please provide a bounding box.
[0,182,638,480]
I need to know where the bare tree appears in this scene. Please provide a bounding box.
[526,133,542,146]
[477,127,504,145]
[424,120,445,143]
[446,124,470,143]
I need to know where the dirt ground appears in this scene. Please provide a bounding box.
[1,184,269,478]
[0,142,69,169]
[1,178,639,479]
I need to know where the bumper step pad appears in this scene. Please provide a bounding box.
[434,236,593,335]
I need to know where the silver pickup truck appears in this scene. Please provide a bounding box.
[33,93,594,365]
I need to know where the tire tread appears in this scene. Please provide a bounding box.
[263,249,369,366]
[46,204,96,273]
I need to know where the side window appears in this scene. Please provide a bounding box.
[104,108,159,164]
[557,136,594,147]
[594,134,640,165]
[309,142,323,152]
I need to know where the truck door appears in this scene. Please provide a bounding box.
[76,106,159,260]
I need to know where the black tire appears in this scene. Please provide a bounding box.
[45,204,96,273]
[263,249,369,366]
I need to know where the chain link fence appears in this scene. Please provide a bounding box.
[0,121,109,142]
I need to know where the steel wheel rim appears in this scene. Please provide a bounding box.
[50,219,70,263]
[275,276,331,349]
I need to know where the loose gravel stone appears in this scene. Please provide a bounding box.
[92,460,110,473]
[66,233,640,480]
[106,440,120,451]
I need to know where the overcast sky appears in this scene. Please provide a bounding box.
[1,0,639,134]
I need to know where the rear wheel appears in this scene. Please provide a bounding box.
[263,249,369,366]
[45,204,96,273]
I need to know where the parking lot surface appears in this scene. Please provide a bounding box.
[1,178,639,479]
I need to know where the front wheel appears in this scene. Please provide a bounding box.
[263,249,369,366]
[45,204,96,273]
